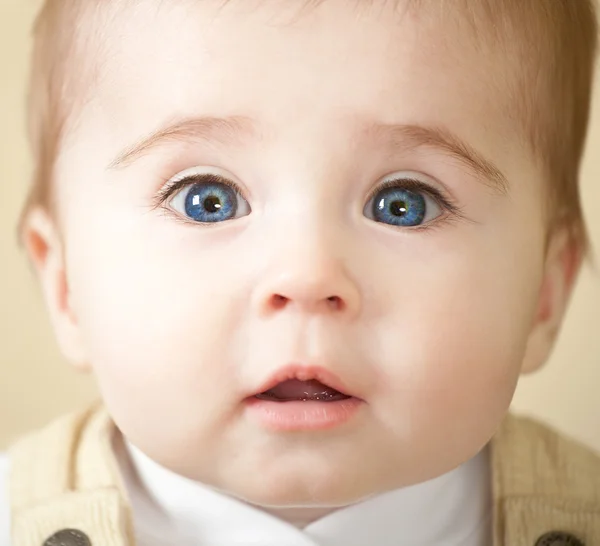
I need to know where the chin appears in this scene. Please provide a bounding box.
[229,464,382,508]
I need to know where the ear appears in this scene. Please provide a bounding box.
[22,207,90,371]
[521,230,582,374]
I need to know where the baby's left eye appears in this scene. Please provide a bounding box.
[166,174,251,224]
[363,183,443,227]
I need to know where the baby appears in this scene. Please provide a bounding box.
[1,0,599,544]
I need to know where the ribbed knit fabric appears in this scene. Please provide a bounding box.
[9,402,135,546]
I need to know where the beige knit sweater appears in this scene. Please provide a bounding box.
[7,402,600,546]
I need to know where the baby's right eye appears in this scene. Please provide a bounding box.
[165,173,251,224]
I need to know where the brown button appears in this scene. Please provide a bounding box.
[535,531,585,546]
[43,529,92,546]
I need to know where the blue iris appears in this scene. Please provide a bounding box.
[184,182,237,223]
[372,187,426,227]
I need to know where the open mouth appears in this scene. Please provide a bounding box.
[255,378,351,402]
[246,365,362,431]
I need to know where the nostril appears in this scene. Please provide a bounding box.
[272,294,288,310]
[327,295,344,311]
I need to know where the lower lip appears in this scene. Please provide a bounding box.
[244,397,363,431]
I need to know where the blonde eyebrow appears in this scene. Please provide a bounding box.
[108,115,257,170]
[366,123,509,195]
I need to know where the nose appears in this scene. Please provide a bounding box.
[252,239,361,319]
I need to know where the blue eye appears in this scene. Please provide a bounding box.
[167,174,250,223]
[364,182,443,227]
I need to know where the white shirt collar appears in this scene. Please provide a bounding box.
[116,437,492,546]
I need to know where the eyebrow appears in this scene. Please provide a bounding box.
[108,115,257,170]
[108,116,509,194]
[366,123,509,195]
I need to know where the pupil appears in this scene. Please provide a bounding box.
[204,196,222,213]
[390,200,408,217]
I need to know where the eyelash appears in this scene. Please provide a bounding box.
[153,173,463,229]
[364,178,461,223]
[153,172,247,208]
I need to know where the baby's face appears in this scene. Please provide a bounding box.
[54,0,548,506]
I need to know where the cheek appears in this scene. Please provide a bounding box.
[63,209,244,439]
[372,230,544,460]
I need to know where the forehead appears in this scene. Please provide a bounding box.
[70,0,530,180]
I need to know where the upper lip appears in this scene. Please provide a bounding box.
[250,364,356,399]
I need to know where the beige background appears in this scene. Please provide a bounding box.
[1,0,600,451]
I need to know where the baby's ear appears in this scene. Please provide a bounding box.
[22,207,90,371]
[521,229,582,374]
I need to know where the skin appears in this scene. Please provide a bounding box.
[26,0,579,525]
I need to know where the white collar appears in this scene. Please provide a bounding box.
[117,437,492,546]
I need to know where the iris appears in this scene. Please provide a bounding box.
[184,182,237,223]
[372,187,426,227]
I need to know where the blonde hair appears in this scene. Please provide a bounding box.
[22,0,599,251]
